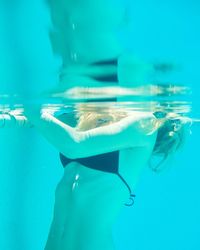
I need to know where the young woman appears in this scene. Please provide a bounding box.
[17,100,188,250]
[0,104,191,250]
[0,1,190,250]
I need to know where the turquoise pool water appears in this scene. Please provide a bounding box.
[0,1,200,250]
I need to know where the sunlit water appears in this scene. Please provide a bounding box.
[0,83,194,117]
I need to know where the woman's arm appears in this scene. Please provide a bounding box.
[24,105,156,158]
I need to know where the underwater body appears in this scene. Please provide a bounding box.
[0,0,200,250]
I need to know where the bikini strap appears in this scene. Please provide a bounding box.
[116,173,136,207]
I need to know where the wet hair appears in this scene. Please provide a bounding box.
[76,105,191,173]
[76,104,127,131]
[149,111,191,173]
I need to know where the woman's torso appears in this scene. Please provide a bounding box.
[57,111,157,191]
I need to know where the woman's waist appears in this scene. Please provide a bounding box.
[62,161,119,186]
[63,160,117,176]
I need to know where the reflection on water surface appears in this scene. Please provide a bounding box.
[0,83,194,121]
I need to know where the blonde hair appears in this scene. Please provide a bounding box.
[150,112,191,172]
[75,103,162,135]
[75,103,128,131]
[75,105,191,173]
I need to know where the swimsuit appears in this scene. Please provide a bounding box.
[60,151,135,206]
[59,58,136,206]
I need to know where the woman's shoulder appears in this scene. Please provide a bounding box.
[125,111,158,136]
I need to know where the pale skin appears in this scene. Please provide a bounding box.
[0,106,160,250]
[22,107,158,250]
[0,109,158,250]
[39,0,157,249]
